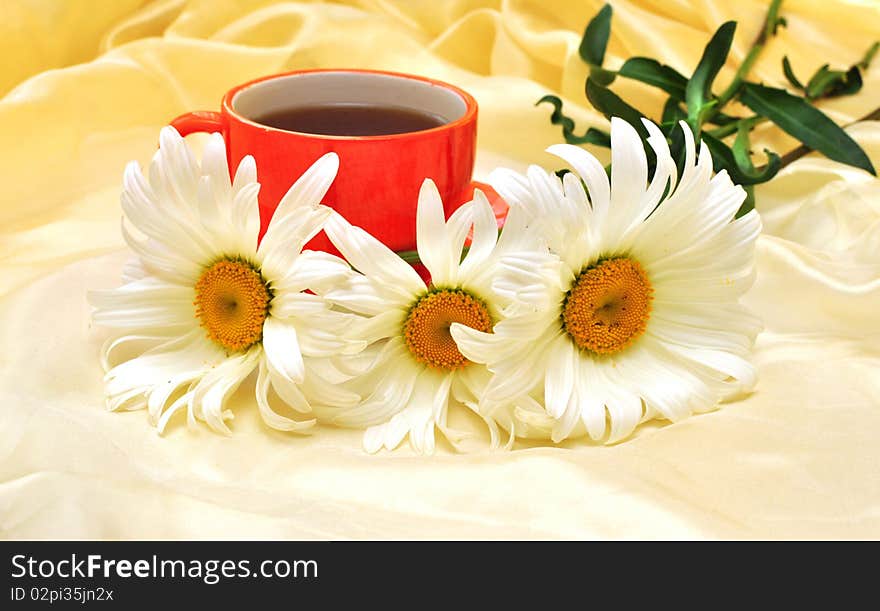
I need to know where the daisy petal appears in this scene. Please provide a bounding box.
[458,189,499,284]
[232,154,257,191]
[262,317,305,384]
[607,117,648,243]
[255,360,315,431]
[191,347,261,435]
[578,358,608,441]
[259,205,331,282]
[323,212,424,299]
[546,142,610,232]
[274,152,339,214]
[544,338,576,419]
[416,179,454,283]
[276,250,353,294]
[551,395,582,443]
[201,132,232,202]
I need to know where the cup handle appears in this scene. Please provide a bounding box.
[169,110,225,136]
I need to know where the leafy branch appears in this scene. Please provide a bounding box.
[538,0,878,214]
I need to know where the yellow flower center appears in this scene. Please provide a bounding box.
[193,259,271,352]
[562,257,653,355]
[403,289,493,370]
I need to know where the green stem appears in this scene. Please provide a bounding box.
[396,249,422,264]
[707,115,767,139]
[396,232,495,266]
[396,245,474,266]
[712,0,784,114]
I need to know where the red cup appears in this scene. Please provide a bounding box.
[170,69,497,254]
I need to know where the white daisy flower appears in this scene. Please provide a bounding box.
[452,117,763,444]
[319,179,536,453]
[90,127,361,434]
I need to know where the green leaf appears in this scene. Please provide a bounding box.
[536,95,611,147]
[668,128,687,180]
[585,78,648,130]
[740,82,876,176]
[702,132,781,185]
[661,97,687,127]
[661,98,688,173]
[618,57,688,100]
[805,64,838,98]
[579,4,612,66]
[825,66,862,98]
[585,78,648,136]
[805,64,863,100]
[585,78,655,165]
[589,66,617,87]
[732,121,757,173]
[781,56,803,90]
[804,64,830,98]
[859,41,879,69]
[685,21,736,133]
[731,90,769,216]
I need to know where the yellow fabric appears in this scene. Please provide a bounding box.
[1,0,879,539]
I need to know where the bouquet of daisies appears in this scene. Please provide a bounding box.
[89,117,760,454]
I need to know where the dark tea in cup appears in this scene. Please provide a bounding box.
[252,104,447,136]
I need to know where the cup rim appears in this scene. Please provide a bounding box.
[221,68,478,141]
